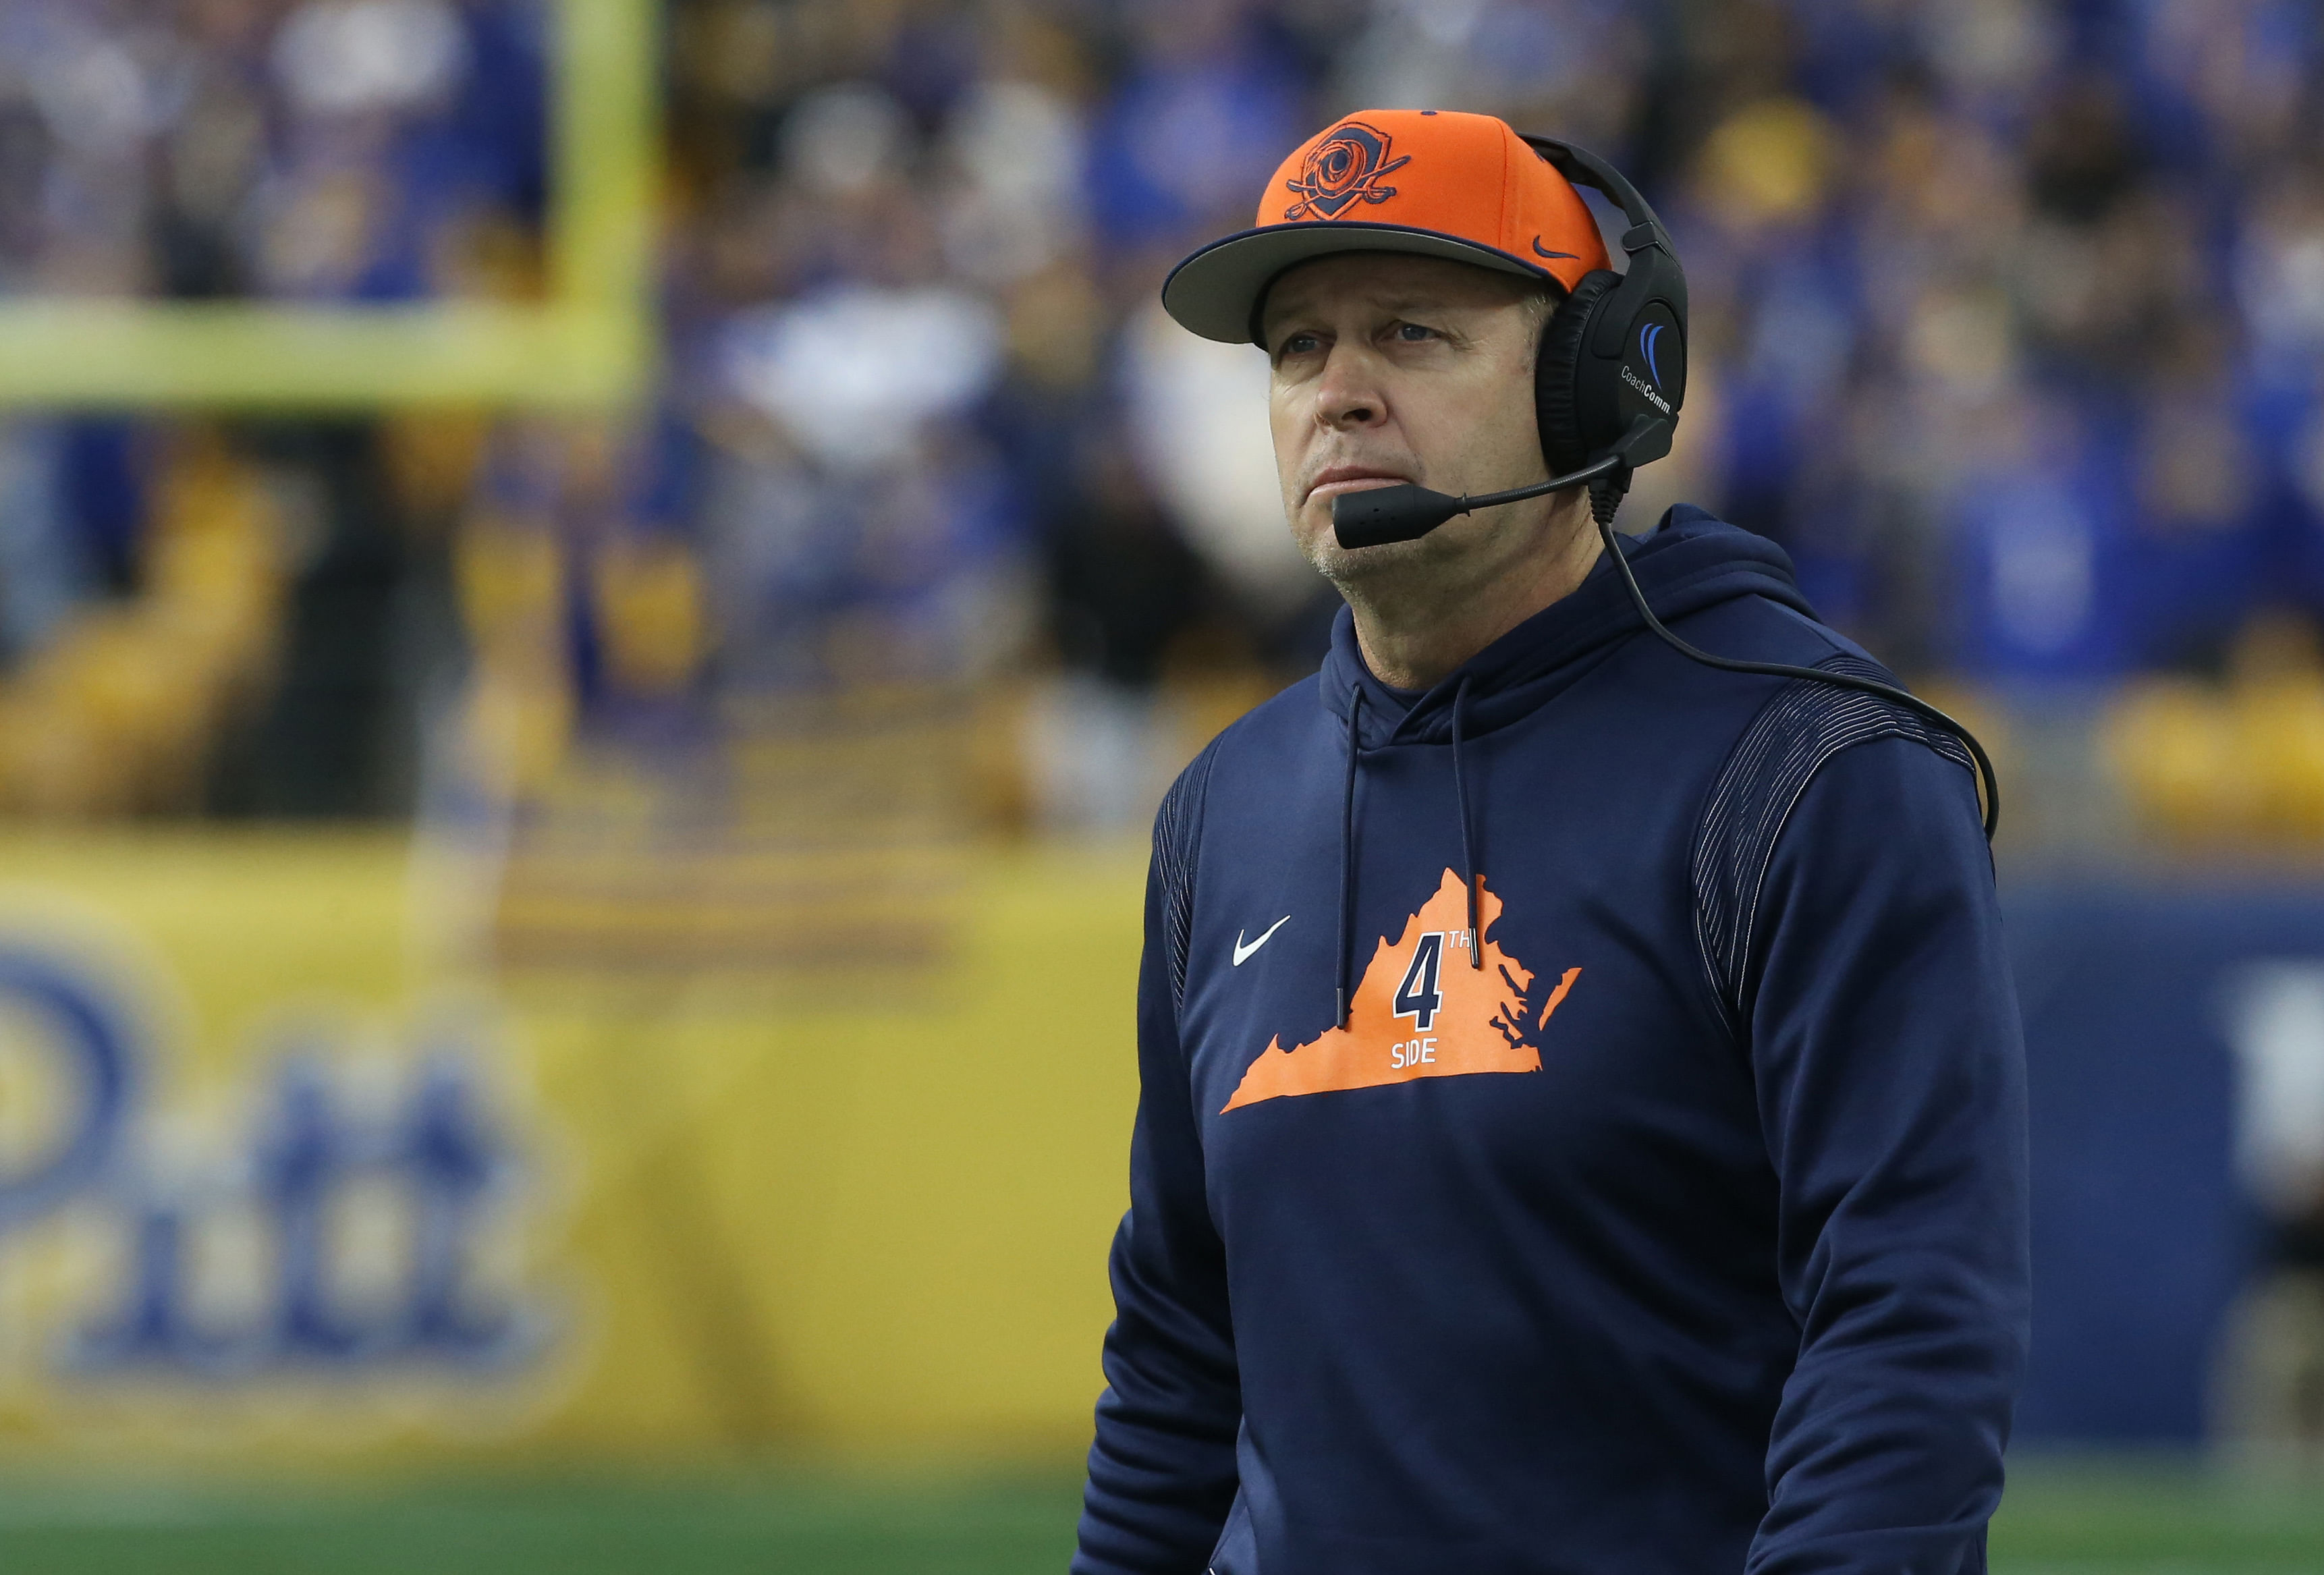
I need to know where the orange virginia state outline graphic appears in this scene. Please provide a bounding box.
[1223,868,1581,1112]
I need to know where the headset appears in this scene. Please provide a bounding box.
[1331,136,2001,841]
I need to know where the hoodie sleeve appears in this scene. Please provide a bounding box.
[1724,727,2030,1575]
[1074,746,1242,1575]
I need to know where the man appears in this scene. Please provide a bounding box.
[1075,109,2028,1575]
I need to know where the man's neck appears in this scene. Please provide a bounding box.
[1344,501,1604,691]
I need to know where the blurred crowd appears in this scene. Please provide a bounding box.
[0,0,2321,849]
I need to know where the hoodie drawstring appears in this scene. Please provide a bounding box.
[1337,686,1363,1028]
[1339,678,1481,1027]
[1450,677,1481,968]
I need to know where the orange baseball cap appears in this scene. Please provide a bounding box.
[1161,109,1613,346]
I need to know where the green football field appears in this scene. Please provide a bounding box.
[0,1456,2319,1573]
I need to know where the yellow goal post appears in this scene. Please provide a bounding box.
[0,0,656,411]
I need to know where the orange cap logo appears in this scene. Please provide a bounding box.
[1283,121,1412,221]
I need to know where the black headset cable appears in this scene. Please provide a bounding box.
[1592,499,2001,842]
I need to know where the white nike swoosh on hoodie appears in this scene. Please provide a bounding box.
[1234,916,1290,966]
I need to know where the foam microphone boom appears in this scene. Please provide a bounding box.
[1331,415,1673,549]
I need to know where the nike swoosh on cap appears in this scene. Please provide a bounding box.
[1234,916,1290,966]
[1532,237,1578,259]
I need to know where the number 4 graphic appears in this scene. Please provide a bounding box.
[1393,932,1445,1030]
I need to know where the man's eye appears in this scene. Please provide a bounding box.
[1394,322,1438,342]
[1279,331,1322,357]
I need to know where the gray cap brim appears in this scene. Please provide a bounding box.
[1161,221,1555,345]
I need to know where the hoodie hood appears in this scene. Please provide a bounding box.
[1320,505,1813,749]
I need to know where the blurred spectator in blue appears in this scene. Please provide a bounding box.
[1084,1,1304,257]
[257,0,545,302]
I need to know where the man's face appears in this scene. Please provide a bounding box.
[1262,252,1550,584]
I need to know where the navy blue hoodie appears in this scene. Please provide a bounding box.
[1074,508,2030,1575]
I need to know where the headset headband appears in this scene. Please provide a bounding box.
[1519,136,1676,259]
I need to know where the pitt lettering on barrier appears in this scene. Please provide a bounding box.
[0,931,551,1384]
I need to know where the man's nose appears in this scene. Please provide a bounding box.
[1315,346,1388,431]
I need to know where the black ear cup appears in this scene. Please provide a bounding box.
[1520,136,1689,504]
[1534,269,1622,480]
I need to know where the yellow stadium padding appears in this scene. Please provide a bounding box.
[0,829,1144,1466]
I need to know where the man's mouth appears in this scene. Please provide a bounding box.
[1305,466,1413,505]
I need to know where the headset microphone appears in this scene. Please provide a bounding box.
[1333,416,1672,549]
